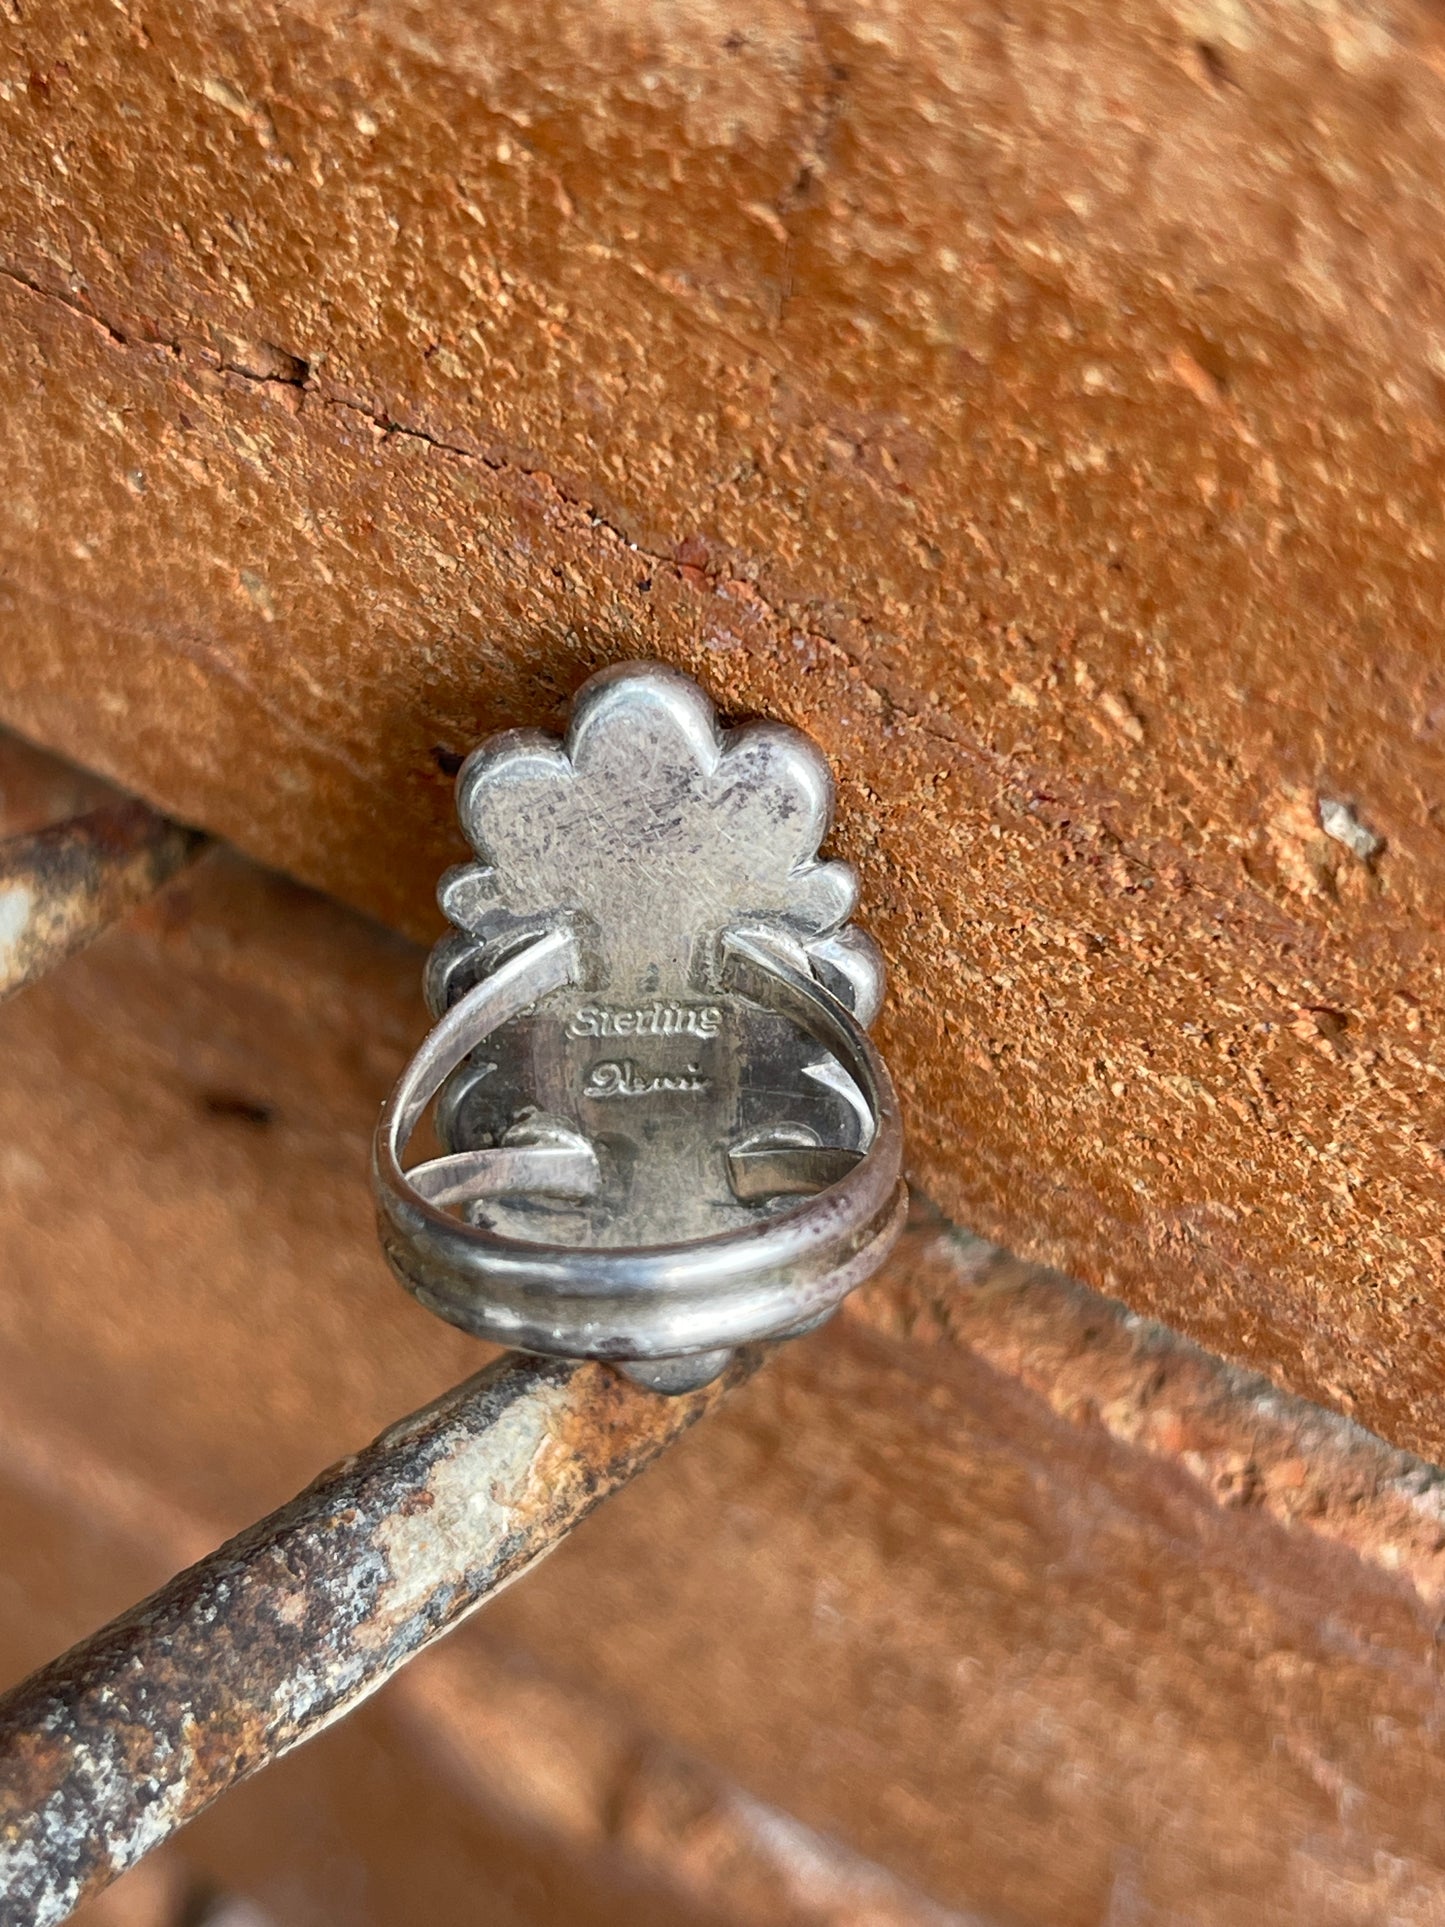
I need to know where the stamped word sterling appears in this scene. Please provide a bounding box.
[566,1002,722,1040]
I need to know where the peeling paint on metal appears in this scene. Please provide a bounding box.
[0,883,33,977]
[371,1395,559,1631]
[0,801,204,1002]
[0,1349,754,1926]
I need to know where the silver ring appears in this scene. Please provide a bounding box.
[372,662,906,1390]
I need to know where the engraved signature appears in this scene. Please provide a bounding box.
[568,1002,721,1040]
[582,1059,711,1099]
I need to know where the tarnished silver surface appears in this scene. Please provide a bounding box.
[374,662,906,1389]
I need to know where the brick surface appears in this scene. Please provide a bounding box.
[4,1,1445,1451]
[5,731,1445,1922]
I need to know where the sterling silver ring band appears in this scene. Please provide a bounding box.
[373,926,906,1364]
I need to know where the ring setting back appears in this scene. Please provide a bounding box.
[373,660,906,1392]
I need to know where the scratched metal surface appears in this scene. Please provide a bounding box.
[427,662,881,1251]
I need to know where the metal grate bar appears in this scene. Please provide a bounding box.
[0,1349,755,1927]
[0,801,205,1001]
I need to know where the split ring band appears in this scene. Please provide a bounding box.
[373,926,906,1368]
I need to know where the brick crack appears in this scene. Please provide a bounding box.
[774,0,850,328]
[0,253,1337,956]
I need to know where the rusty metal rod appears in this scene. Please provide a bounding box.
[0,800,206,1001]
[0,1350,754,1927]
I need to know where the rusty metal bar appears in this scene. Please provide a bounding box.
[0,800,206,1001]
[0,1349,754,1927]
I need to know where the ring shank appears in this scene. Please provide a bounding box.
[373,927,906,1360]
